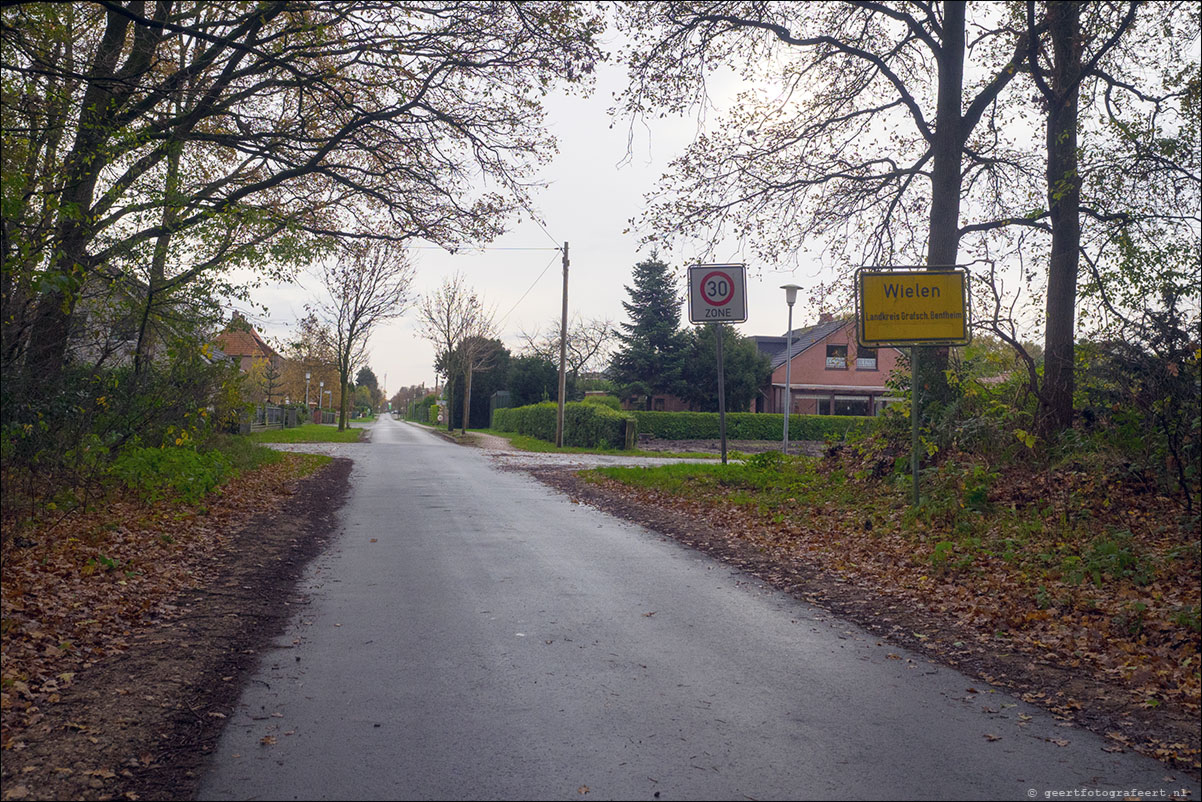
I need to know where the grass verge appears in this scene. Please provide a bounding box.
[474,428,720,459]
[248,424,365,443]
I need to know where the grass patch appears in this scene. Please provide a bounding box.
[593,454,845,511]
[249,424,365,443]
[473,429,718,459]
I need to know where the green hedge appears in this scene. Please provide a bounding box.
[631,411,872,441]
[493,402,634,449]
[410,394,437,424]
[581,394,621,410]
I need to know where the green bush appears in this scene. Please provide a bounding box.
[110,445,232,505]
[493,402,634,449]
[581,394,621,410]
[631,411,872,441]
[409,393,438,423]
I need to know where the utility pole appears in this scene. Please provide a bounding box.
[555,242,569,448]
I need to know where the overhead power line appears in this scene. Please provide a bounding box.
[497,250,562,328]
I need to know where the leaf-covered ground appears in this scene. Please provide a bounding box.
[532,454,1201,776]
[1,454,348,801]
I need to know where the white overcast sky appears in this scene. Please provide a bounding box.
[240,46,876,396]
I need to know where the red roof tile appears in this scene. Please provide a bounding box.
[214,325,279,360]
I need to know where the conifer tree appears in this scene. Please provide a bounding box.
[609,255,688,409]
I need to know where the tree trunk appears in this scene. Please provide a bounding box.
[23,6,135,392]
[920,0,967,406]
[338,376,349,430]
[1038,1,1083,437]
[462,364,473,434]
[135,147,182,377]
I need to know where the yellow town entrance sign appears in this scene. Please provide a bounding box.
[856,268,970,347]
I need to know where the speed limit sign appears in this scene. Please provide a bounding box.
[688,264,747,324]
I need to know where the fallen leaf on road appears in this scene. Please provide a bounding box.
[984,734,1002,742]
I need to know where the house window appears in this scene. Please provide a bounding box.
[855,347,878,370]
[834,397,871,416]
[825,344,848,369]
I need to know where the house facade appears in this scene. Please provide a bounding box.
[751,315,902,416]
[212,312,283,373]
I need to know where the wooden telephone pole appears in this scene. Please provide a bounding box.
[555,242,569,447]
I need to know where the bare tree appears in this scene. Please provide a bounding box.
[517,315,616,384]
[417,274,495,433]
[313,242,415,430]
[617,2,1038,400]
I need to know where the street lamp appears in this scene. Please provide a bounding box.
[781,284,802,455]
[323,389,331,414]
[305,371,311,409]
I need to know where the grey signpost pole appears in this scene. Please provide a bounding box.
[716,323,727,464]
[780,285,800,454]
[911,346,920,507]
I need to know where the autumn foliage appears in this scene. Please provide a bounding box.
[1,451,329,754]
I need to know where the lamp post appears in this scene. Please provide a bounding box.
[323,389,331,415]
[305,371,311,409]
[781,284,802,454]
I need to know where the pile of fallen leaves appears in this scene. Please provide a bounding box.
[0,453,327,754]
[579,454,1200,770]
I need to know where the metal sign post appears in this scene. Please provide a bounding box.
[688,264,747,465]
[855,267,971,507]
[911,346,920,507]
[716,323,727,464]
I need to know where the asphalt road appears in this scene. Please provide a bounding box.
[197,417,1199,801]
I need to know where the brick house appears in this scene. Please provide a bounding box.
[751,314,903,416]
[212,312,282,373]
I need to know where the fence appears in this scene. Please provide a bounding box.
[247,405,301,432]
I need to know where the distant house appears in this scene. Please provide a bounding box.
[65,274,158,368]
[750,314,902,416]
[213,313,282,373]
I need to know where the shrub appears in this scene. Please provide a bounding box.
[409,393,438,423]
[110,445,232,505]
[581,394,621,410]
[493,402,634,448]
[631,411,871,441]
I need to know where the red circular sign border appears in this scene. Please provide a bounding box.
[700,270,736,306]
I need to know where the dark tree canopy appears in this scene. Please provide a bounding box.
[679,325,770,413]
[355,367,379,394]
[443,337,509,430]
[507,354,565,407]
[608,254,688,409]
